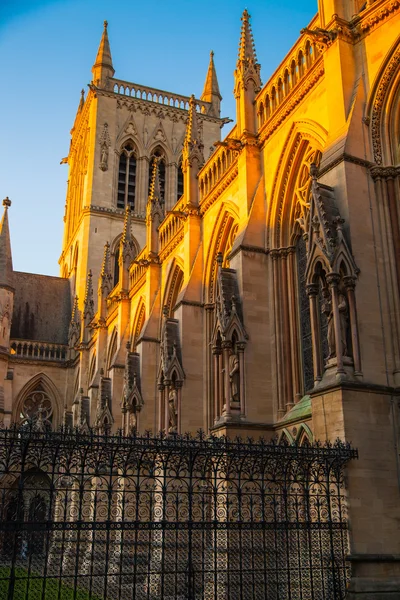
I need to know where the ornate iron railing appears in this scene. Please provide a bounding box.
[0,426,357,599]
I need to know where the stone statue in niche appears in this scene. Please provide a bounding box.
[229,350,240,402]
[100,144,109,171]
[168,387,178,432]
[323,290,349,359]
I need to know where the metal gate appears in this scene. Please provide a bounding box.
[0,425,357,599]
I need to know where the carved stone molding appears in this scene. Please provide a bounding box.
[370,44,400,165]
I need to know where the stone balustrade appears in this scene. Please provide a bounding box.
[198,135,239,203]
[111,78,209,113]
[10,340,68,361]
[159,205,185,252]
[129,249,148,288]
[256,16,322,129]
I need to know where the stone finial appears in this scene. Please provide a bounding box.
[163,305,169,318]
[236,9,261,91]
[3,197,11,208]
[216,252,223,266]
[103,19,108,29]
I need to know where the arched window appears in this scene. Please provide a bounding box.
[149,148,166,202]
[117,142,137,210]
[177,159,184,201]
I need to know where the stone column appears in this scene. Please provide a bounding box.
[222,341,231,417]
[271,250,285,417]
[164,380,171,432]
[158,383,165,432]
[281,249,293,411]
[212,346,221,422]
[237,343,246,417]
[287,247,302,402]
[344,276,362,376]
[176,381,182,434]
[306,283,322,383]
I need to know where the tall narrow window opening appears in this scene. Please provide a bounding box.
[117,143,136,210]
[296,235,313,392]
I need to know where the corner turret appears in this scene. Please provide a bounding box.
[201,51,222,118]
[92,20,115,88]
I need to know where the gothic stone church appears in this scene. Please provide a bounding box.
[1,0,400,596]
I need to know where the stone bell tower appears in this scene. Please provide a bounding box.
[59,21,226,315]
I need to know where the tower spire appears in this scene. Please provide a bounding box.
[92,20,115,87]
[201,51,222,117]
[0,198,13,290]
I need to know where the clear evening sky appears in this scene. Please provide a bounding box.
[0,0,316,276]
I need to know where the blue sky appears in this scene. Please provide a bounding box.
[0,0,317,276]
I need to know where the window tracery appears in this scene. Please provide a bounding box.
[117,142,137,210]
[19,386,53,429]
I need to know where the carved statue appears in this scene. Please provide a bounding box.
[100,144,109,171]
[229,350,240,402]
[323,290,348,359]
[168,388,178,432]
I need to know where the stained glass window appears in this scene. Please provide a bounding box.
[296,235,314,392]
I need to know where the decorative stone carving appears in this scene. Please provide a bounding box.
[168,387,178,432]
[99,123,111,171]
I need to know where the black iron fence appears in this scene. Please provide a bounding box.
[0,426,357,599]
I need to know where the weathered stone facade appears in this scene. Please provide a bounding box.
[1,1,400,595]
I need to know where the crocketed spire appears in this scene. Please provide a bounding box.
[183,95,204,159]
[0,198,13,289]
[99,242,112,293]
[235,9,261,91]
[148,158,162,204]
[83,270,94,323]
[238,9,258,65]
[92,20,115,85]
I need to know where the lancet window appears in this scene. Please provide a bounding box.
[117,142,137,210]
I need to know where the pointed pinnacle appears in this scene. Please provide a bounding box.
[184,95,200,145]
[122,205,132,245]
[238,9,258,65]
[93,19,114,75]
[71,295,79,322]
[201,51,221,102]
[100,242,111,278]
[148,158,161,202]
[83,270,94,320]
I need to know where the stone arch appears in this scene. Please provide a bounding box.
[163,260,184,317]
[267,120,327,249]
[106,328,118,372]
[13,373,62,428]
[366,35,400,166]
[131,299,146,350]
[203,203,240,304]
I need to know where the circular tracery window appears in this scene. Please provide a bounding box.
[20,389,53,428]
